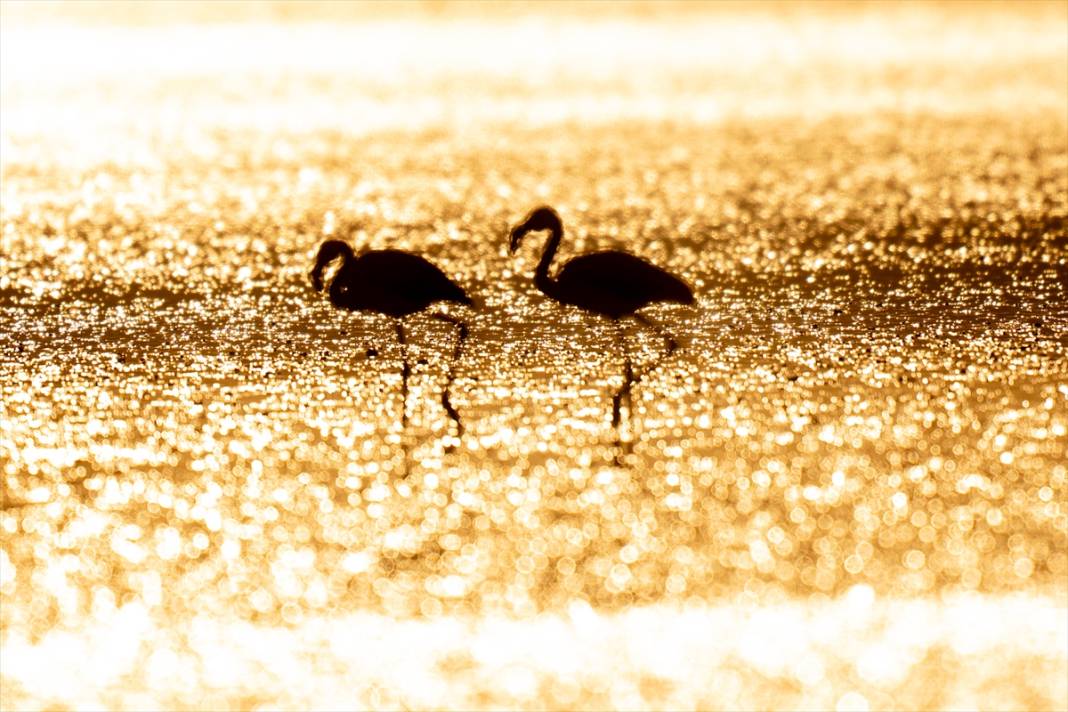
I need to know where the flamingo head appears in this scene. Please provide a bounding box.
[510,205,561,253]
[310,239,354,291]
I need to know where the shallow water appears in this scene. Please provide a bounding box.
[1,2,1067,710]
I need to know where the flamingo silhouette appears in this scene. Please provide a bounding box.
[509,206,694,460]
[310,239,473,445]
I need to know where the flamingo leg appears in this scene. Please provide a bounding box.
[394,319,409,431]
[612,319,635,464]
[631,312,679,381]
[430,312,468,442]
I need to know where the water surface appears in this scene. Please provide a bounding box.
[1,3,1066,709]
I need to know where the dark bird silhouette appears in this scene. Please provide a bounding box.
[509,205,694,461]
[310,239,473,447]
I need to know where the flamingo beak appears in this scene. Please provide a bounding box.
[310,269,324,292]
[509,224,528,253]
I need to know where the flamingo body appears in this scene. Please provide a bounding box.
[551,250,694,319]
[313,242,471,318]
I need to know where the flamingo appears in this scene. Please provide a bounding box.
[508,205,694,459]
[310,239,473,444]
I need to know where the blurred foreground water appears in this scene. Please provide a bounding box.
[1,2,1066,709]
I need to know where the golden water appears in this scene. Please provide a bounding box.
[1,2,1066,709]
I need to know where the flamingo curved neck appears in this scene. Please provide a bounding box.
[313,241,354,295]
[535,222,563,298]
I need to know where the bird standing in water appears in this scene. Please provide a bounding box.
[310,239,473,446]
[509,205,694,460]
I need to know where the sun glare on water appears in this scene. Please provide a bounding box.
[1,1,1066,710]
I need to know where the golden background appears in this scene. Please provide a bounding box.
[1,1,1066,709]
